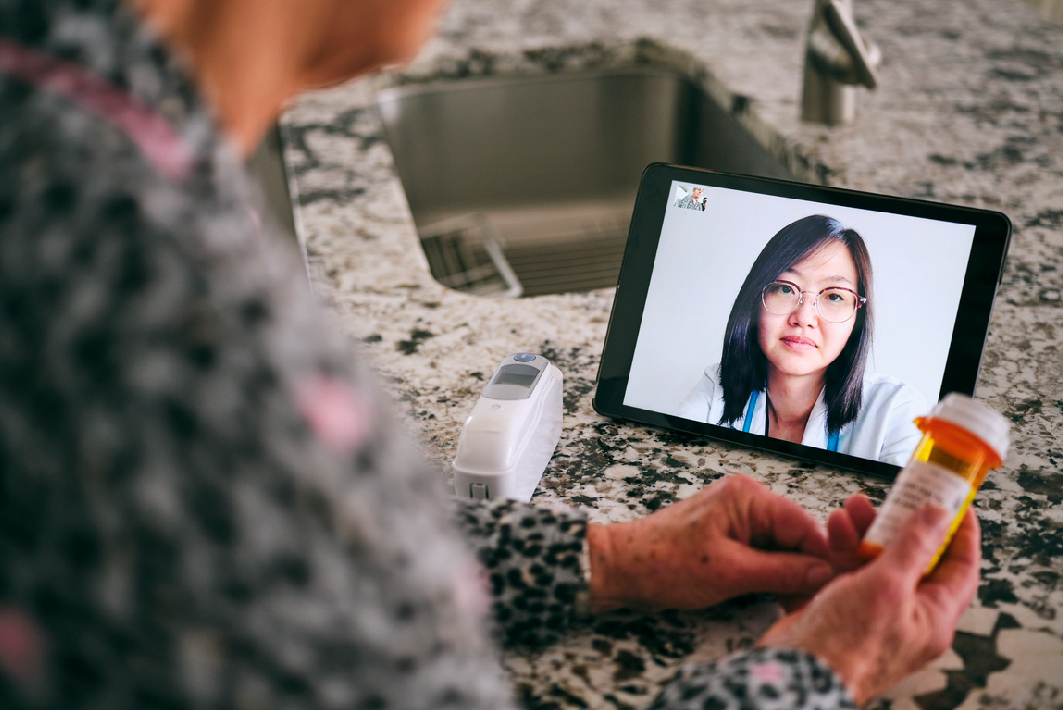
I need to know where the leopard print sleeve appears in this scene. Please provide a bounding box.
[652,648,857,710]
[455,498,590,647]
[455,497,861,708]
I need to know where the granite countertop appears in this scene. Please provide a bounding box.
[280,0,1063,707]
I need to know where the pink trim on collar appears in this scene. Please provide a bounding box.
[0,36,194,181]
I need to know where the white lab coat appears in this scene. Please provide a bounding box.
[676,363,927,466]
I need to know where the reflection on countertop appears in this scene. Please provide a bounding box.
[279,0,1063,707]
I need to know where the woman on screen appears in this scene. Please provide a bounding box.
[677,215,926,465]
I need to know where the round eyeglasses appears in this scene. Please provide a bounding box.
[761,280,866,324]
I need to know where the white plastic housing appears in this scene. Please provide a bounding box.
[453,359,563,502]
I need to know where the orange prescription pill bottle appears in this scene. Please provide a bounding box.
[858,393,1010,572]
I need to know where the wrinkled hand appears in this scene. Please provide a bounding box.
[586,475,833,613]
[758,496,981,706]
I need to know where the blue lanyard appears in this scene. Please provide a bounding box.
[742,390,760,433]
[742,390,840,452]
[828,430,840,452]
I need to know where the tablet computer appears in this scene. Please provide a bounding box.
[593,163,1012,478]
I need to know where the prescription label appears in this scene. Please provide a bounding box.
[863,460,974,551]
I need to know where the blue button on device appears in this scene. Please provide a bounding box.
[513,353,537,362]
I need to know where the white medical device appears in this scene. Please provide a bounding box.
[453,353,563,502]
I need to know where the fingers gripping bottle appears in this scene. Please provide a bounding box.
[859,393,1010,572]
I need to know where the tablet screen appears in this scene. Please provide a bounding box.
[596,165,1011,476]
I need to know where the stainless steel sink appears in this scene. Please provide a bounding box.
[376,67,801,297]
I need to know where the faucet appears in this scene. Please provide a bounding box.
[802,0,880,125]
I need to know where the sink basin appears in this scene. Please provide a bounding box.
[376,67,803,297]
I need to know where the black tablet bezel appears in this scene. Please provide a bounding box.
[593,163,1013,480]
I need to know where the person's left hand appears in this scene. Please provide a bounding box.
[586,474,833,612]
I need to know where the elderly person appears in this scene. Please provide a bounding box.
[676,185,706,210]
[0,0,979,708]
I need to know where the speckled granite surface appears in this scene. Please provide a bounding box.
[279,0,1063,707]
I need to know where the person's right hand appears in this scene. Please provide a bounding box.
[757,500,981,706]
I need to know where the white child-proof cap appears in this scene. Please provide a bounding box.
[927,393,1011,462]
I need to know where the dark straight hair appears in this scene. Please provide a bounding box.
[718,214,874,434]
